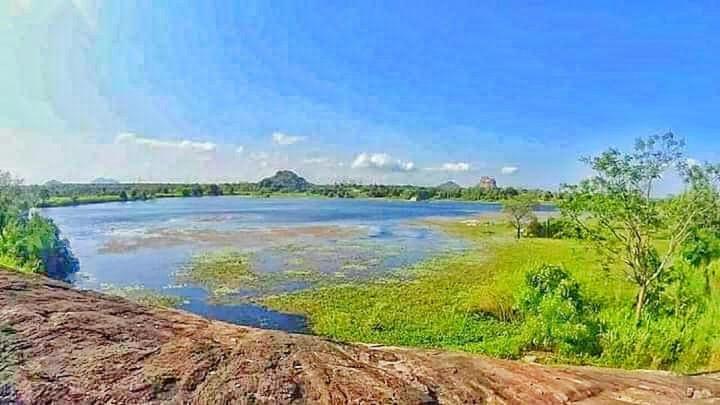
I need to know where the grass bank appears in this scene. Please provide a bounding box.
[39,195,126,207]
[264,217,720,373]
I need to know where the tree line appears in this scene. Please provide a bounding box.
[30,181,557,207]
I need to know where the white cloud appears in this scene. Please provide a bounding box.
[247,151,270,169]
[249,151,269,161]
[272,132,307,146]
[303,157,331,165]
[115,132,216,152]
[426,162,471,172]
[236,146,245,154]
[501,166,519,175]
[351,153,416,172]
[686,158,700,167]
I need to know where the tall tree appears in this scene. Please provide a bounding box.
[503,195,537,240]
[560,133,720,320]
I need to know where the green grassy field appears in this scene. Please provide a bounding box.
[264,217,720,373]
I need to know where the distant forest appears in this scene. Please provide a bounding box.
[29,171,556,208]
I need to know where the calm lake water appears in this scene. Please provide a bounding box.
[43,197,539,332]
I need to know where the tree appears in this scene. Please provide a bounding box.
[207,184,222,196]
[0,171,77,277]
[682,227,720,295]
[503,195,537,239]
[191,184,204,197]
[560,133,720,320]
[0,171,28,243]
[680,163,720,294]
[38,188,51,203]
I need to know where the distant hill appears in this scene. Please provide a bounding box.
[44,180,64,187]
[258,170,310,191]
[91,178,120,185]
[437,181,462,191]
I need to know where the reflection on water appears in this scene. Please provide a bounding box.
[42,197,538,332]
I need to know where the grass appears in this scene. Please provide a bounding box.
[264,216,720,372]
[0,255,39,275]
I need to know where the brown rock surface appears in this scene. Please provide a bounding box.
[1,269,720,404]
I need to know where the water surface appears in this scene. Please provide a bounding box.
[43,197,528,332]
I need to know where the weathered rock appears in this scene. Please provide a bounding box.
[2,269,720,404]
[258,171,310,192]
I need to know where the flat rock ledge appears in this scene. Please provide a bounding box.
[1,270,720,404]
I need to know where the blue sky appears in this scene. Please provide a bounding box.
[2,1,720,189]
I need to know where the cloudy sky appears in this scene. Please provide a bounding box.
[2,1,720,189]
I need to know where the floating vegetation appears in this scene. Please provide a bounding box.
[103,286,186,308]
[171,225,466,303]
[176,251,257,296]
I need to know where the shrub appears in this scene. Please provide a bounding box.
[599,306,720,372]
[516,264,603,356]
[0,215,77,278]
[469,290,518,322]
[526,217,586,239]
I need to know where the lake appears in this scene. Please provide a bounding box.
[43,197,543,332]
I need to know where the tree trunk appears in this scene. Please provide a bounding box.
[635,284,647,321]
[516,226,521,240]
[704,268,712,296]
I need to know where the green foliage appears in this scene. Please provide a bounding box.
[526,217,586,239]
[516,265,602,356]
[28,171,558,207]
[0,213,77,277]
[502,195,537,239]
[0,171,77,277]
[560,132,720,319]
[599,302,720,373]
[682,228,720,269]
[266,223,624,361]
[266,216,720,372]
[177,251,255,296]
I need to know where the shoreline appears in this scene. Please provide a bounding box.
[38,192,558,209]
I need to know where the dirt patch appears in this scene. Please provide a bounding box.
[2,268,720,404]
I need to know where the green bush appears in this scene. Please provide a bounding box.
[0,214,77,278]
[599,306,720,372]
[516,264,602,356]
[526,217,586,239]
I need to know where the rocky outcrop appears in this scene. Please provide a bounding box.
[478,176,497,190]
[258,171,311,192]
[1,269,720,404]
